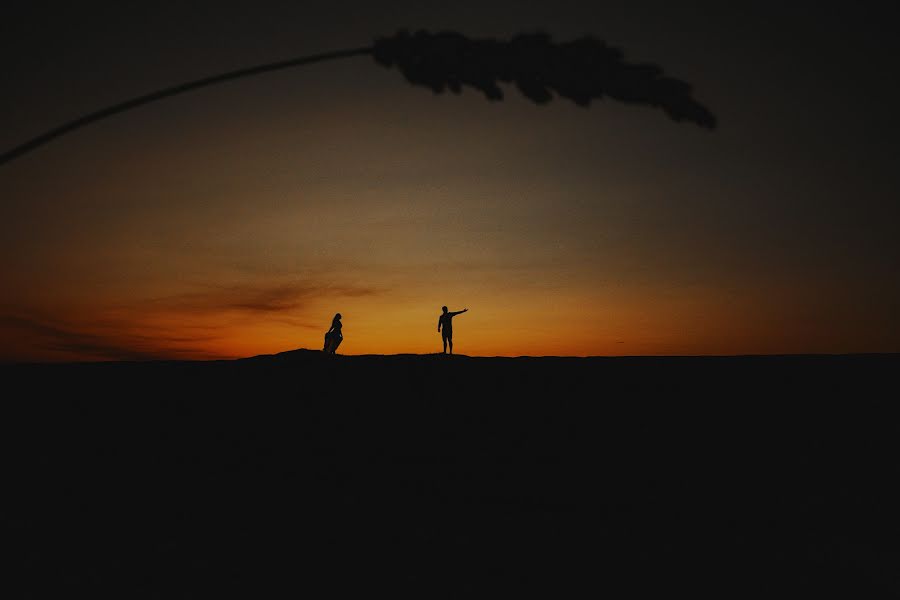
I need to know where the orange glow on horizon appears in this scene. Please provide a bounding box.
[2,80,897,362]
[3,271,895,363]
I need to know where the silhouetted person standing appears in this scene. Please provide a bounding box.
[324,313,343,354]
[438,306,468,354]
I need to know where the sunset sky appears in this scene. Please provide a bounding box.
[2,1,899,361]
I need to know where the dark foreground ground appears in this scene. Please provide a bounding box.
[3,351,900,598]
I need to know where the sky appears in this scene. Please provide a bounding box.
[1,1,899,361]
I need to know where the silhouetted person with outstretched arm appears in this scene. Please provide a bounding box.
[323,313,343,354]
[438,306,468,354]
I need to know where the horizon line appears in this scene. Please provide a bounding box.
[2,348,898,367]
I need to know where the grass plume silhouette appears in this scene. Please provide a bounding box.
[1,30,716,166]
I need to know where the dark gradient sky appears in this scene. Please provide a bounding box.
[2,1,898,360]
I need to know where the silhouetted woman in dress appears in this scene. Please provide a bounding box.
[324,313,343,354]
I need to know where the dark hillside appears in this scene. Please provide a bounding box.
[3,352,899,597]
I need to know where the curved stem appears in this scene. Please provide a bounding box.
[1,46,374,166]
